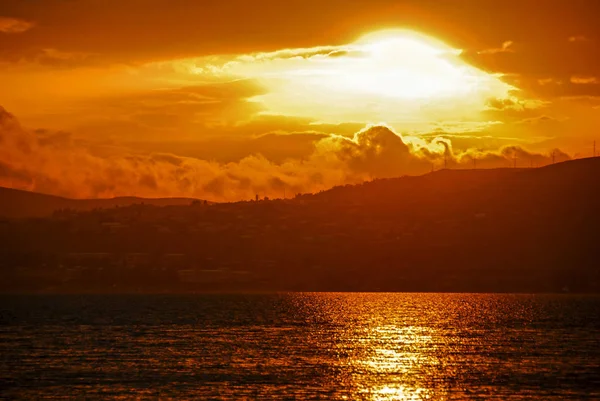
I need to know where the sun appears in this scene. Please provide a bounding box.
[220,29,516,126]
[326,30,475,100]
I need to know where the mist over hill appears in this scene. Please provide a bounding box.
[1,158,598,293]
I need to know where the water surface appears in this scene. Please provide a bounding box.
[1,293,599,399]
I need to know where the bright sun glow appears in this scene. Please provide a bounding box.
[329,30,472,100]
[190,29,516,127]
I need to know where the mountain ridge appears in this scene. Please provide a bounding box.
[0,186,203,219]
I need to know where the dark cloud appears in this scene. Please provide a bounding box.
[332,125,416,178]
[123,131,326,164]
[71,80,268,140]
[0,160,33,183]
[138,174,158,189]
[35,129,73,147]
[1,0,598,67]
[458,145,571,169]
[515,76,600,98]
[486,97,517,110]
[202,176,226,197]
[0,105,20,131]
[149,153,184,166]
[463,31,600,99]
[0,17,34,34]
[0,48,97,68]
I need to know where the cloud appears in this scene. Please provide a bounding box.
[32,48,95,68]
[65,80,268,141]
[486,97,518,110]
[537,78,561,86]
[168,35,516,125]
[0,17,34,34]
[0,107,571,201]
[463,33,600,100]
[457,145,570,169]
[237,45,362,62]
[571,76,599,84]
[315,125,416,178]
[499,74,600,98]
[477,41,514,55]
[0,0,597,68]
[568,36,589,42]
[516,115,559,125]
[0,31,543,143]
[34,129,74,148]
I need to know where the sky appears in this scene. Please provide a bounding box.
[0,0,598,200]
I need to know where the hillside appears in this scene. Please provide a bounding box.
[0,187,201,218]
[1,157,599,293]
[308,157,599,204]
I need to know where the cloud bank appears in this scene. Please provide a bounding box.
[0,107,571,202]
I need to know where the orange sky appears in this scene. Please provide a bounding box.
[0,0,598,200]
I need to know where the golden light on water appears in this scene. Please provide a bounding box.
[368,385,434,401]
[353,325,439,400]
[3,292,597,398]
[314,293,451,401]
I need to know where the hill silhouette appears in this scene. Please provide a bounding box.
[0,187,202,218]
[0,157,598,293]
[307,157,598,205]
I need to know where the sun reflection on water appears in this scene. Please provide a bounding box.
[349,325,442,400]
[367,385,434,401]
[2,293,598,399]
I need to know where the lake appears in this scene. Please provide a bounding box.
[1,293,599,399]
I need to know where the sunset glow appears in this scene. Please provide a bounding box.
[182,30,516,124]
[1,3,600,398]
[0,1,598,200]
